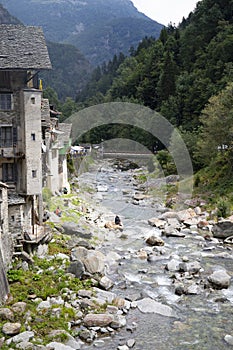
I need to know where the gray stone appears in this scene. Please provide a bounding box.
[148,218,166,229]
[212,220,233,239]
[2,322,21,336]
[71,246,88,261]
[165,259,181,272]
[127,339,136,348]
[46,342,75,350]
[67,260,85,279]
[99,276,114,290]
[0,308,14,321]
[7,331,34,344]
[208,270,231,289]
[11,302,27,315]
[136,298,177,317]
[62,222,92,239]
[83,251,105,275]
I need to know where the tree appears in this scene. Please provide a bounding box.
[195,82,233,165]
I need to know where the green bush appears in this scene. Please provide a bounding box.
[216,199,231,218]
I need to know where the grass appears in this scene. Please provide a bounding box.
[1,235,94,345]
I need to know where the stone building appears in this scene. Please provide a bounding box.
[0,25,52,272]
[41,99,72,195]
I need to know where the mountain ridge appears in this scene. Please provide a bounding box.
[0,0,163,66]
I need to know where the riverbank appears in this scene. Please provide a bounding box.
[1,159,233,349]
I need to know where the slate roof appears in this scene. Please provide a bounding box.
[0,25,52,70]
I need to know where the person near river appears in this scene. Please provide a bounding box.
[115,215,122,226]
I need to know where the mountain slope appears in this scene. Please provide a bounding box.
[0,3,21,24]
[0,0,163,65]
[0,3,92,100]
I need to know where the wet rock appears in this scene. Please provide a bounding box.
[163,227,186,238]
[104,221,123,231]
[146,235,164,246]
[224,235,233,244]
[2,322,21,335]
[46,341,76,350]
[208,270,231,289]
[175,284,187,296]
[136,298,177,317]
[79,328,95,343]
[111,314,127,329]
[83,314,114,327]
[148,218,166,229]
[179,261,202,274]
[165,259,181,272]
[127,338,136,348]
[137,249,148,259]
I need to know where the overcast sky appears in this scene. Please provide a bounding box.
[131,0,200,26]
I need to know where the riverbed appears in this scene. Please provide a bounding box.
[77,159,233,350]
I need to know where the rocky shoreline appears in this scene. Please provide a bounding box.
[0,161,233,349]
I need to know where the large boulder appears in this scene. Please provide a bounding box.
[62,222,92,239]
[212,220,233,239]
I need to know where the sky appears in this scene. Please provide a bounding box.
[131,0,200,26]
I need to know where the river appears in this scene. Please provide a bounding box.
[77,159,233,350]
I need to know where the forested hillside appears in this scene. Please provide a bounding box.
[72,0,233,204]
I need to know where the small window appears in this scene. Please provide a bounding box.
[32,170,37,178]
[2,163,15,182]
[31,97,35,104]
[0,93,12,110]
[31,133,36,141]
[11,216,15,222]
[0,126,13,147]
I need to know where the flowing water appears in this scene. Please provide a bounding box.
[78,160,233,350]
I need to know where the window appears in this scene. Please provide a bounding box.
[31,97,35,104]
[32,170,37,178]
[31,133,36,141]
[0,93,12,110]
[2,163,15,182]
[0,126,13,147]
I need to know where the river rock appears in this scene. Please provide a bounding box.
[46,342,76,350]
[11,302,27,315]
[179,261,202,274]
[148,218,166,229]
[136,298,177,318]
[83,250,106,275]
[104,221,123,231]
[165,259,181,272]
[70,246,88,261]
[208,270,231,289]
[62,222,92,239]
[99,276,114,290]
[212,220,233,239]
[83,314,114,327]
[2,322,21,335]
[146,235,164,246]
